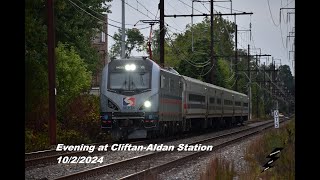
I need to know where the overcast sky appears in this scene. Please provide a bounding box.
[105,0,295,75]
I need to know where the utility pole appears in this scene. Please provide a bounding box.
[256,54,259,119]
[210,0,215,84]
[248,44,251,120]
[121,0,125,58]
[47,0,56,145]
[263,62,266,109]
[191,0,194,52]
[235,24,238,91]
[235,28,250,91]
[160,0,164,68]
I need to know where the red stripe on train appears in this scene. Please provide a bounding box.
[160,98,182,105]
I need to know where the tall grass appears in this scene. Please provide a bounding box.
[200,158,236,180]
[240,119,295,179]
[199,119,295,180]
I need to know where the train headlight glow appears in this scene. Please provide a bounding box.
[144,100,151,108]
[125,64,136,71]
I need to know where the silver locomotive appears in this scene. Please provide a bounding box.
[100,57,248,140]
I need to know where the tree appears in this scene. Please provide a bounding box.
[56,42,92,118]
[25,0,112,127]
[277,65,294,95]
[110,28,145,59]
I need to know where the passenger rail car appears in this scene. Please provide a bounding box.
[100,57,248,140]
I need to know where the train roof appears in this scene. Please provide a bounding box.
[181,75,247,97]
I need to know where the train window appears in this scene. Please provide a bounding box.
[235,101,241,106]
[217,98,221,104]
[209,97,215,104]
[161,75,165,88]
[170,79,174,92]
[243,103,248,107]
[189,94,205,103]
[224,100,233,105]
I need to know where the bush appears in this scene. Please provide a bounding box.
[25,94,112,152]
[25,128,50,152]
[62,94,102,142]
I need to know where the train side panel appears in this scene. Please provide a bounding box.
[182,76,207,119]
[158,70,183,122]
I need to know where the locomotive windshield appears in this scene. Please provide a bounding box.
[107,59,152,94]
[109,71,151,90]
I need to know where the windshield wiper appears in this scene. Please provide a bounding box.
[121,80,128,90]
[107,89,116,93]
[139,89,150,93]
[130,81,137,90]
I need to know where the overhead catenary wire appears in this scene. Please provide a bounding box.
[166,28,211,65]
[135,0,157,18]
[167,1,185,15]
[67,0,135,45]
[165,31,211,67]
[166,28,235,82]
[283,0,295,7]
[74,0,144,26]
[266,0,280,27]
[67,0,121,29]
[124,0,154,20]
[177,0,203,14]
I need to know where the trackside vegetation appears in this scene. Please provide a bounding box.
[199,118,295,179]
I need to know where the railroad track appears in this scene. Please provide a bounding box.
[52,119,285,180]
[25,120,258,168]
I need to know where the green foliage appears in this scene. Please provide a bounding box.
[25,0,111,118]
[54,0,111,74]
[25,128,50,152]
[25,0,113,152]
[110,28,145,59]
[216,58,234,88]
[25,0,49,115]
[241,120,295,179]
[56,42,92,118]
[200,158,236,180]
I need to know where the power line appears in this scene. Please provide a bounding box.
[178,0,203,14]
[135,0,157,17]
[67,0,121,28]
[167,1,185,14]
[73,0,140,26]
[284,0,295,7]
[124,0,154,20]
[165,30,211,67]
[279,20,287,49]
[214,4,245,13]
[266,0,279,27]
[164,10,185,33]
[200,2,210,13]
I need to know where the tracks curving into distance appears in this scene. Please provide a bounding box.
[52,119,286,180]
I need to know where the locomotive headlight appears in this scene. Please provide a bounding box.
[131,64,136,70]
[144,100,151,108]
[125,64,136,71]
